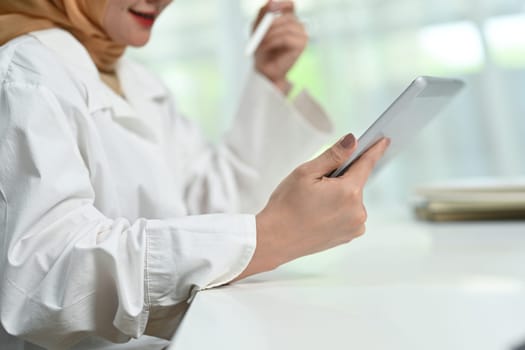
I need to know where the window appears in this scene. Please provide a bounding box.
[129,0,525,206]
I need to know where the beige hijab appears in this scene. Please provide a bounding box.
[0,0,125,75]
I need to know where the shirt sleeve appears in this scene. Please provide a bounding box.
[0,82,255,347]
[173,71,334,215]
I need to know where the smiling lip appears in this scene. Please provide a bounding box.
[129,8,157,28]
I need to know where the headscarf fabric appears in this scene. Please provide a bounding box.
[0,0,125,72]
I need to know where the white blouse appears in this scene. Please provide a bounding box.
[0,28,332,349]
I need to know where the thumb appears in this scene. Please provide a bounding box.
[307,134,357,178]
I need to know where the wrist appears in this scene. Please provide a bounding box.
[272,79,293,96]
[253,65,292,96]
[252,209,284,272]
[232,210,283,282]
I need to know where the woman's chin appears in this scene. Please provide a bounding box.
[111,29,152,47]
[125,35,151,47]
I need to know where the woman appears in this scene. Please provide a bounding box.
[0,0,388,349]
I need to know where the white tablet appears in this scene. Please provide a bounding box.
[329,76,465,178]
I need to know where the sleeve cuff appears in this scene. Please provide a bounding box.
[292,90,333,133]
[144,214,256,307]
[251,71,334,135]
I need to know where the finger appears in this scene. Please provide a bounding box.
[267,12,301,28]
[258,34,306,55]
[252,1,295,32]
[258,26,307,51]
[270,1,295,14]
[258,19,307,48]
[264,18,305,38]
[260,15,308,47]
[342,138,390,186]
[260,21,306,43]
[259,15,306,42]
[303,134,358,179]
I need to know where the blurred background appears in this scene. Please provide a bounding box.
[128,0,525,207]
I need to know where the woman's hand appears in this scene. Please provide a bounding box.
[234,135,390,280]
[252,0,307,95]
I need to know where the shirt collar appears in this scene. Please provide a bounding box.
[28,28,169,111]
[116,56,169,103]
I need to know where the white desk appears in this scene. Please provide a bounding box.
[169,212,525,350]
